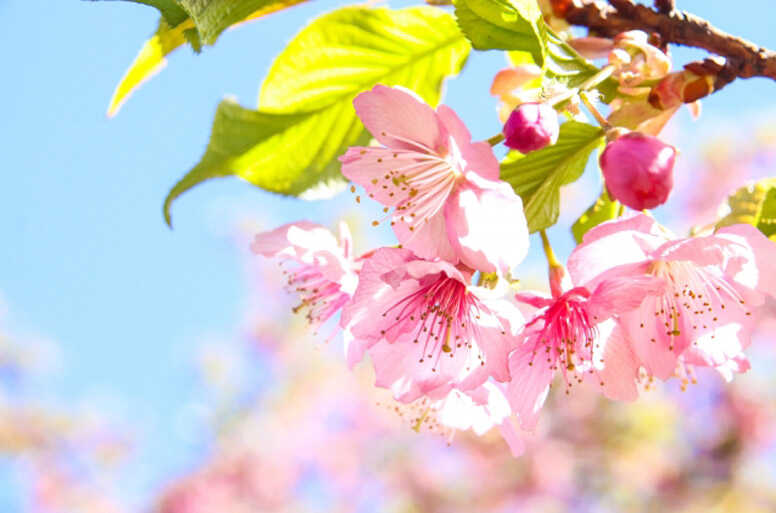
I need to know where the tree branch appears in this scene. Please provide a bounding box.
[551,0,776,91]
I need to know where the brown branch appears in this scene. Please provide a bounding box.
[653,0,674,15]
[551,0,776,92]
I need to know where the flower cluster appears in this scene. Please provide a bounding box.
[252,85,776,454]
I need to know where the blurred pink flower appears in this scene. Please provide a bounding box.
[156,451,298,513]
[342,247,522,402]
[251,221,358,328]
[569,214,776,382]
[340,85,529,274]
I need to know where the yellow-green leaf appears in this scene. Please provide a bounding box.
[500,121,603,232]
[108,18,195,117]
[163,6,470,226]
[572,188,619,243]
[454,0,544,65]
[106,0,308,116]
[717,178,776,240]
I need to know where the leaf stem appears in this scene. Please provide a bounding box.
[579,91,611,129]
[549,64,615,108]
[578,63,616,92]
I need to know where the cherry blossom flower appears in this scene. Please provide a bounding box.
[341,247,522,403]
[339,85,529,274]
[568,214,776,382]
[506,264,663,429]
[250,221,358,328]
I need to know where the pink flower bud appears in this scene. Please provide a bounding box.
[503,102,559,153]
[600,132,676,210]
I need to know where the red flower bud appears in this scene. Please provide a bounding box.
[503,102,559,153]
[600,132,677,210]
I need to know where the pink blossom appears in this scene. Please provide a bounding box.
[339,85,529,274]
[568,214,776,382]
[251,221,358,328]
[506,264,663,429]
[341,247,522,403]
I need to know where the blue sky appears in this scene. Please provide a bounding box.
[1,0,775,509]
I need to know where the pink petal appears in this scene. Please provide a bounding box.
[591,321,640,401]
[618,296,680,380]
[404,258,465,283]
[514,291,554,309]
[352,85,446,152]
[445,173,529,274]
[337,221,353,260]
[392,209,458,263]
[436,383,511,436]
[587,274,665,319]
[506,345,553,430]
[498,419,526,457]
[369,335,469,403]
[567,213,664,287]
[340,247,415,348]
[579,213,661,245]
[251,221,338,258]
[468,329,513,384]
[682,322,755,369]
[716,224,776,295]
[339,146,420,206]
[251,221,348,283]
[436,105,499,181]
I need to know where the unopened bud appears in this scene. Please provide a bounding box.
[649,70,715,110]
[600,132,677,210]
[503,103,559,153]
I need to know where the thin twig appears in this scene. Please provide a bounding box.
[551,0,776,92]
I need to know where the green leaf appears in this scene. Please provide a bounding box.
[572,188,619,243]
[177,0,305,45]
[454,0,544,65]
[106,0,309,116]
[163,6,470,226]
[542,24,617,102]
[500,121,603,232]
[717,178,776,240]
[107,18,194,117]
[453,0,616,102]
